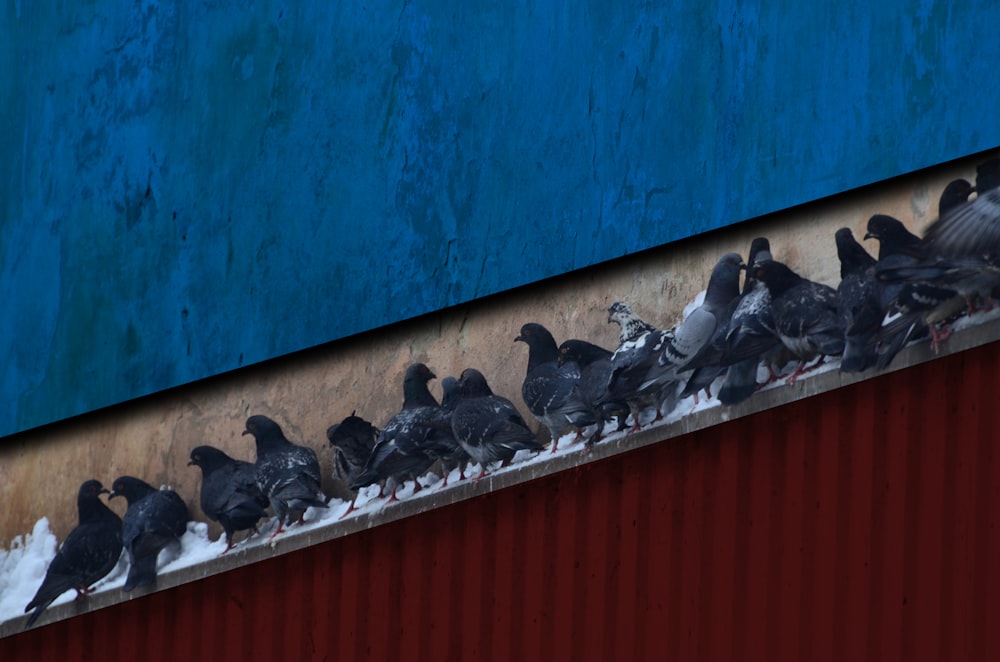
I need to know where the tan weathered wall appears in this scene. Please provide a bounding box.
[0,151,988,546]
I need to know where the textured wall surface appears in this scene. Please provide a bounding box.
[4,1,999,437]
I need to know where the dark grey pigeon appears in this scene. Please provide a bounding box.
[188,445,270,553]
[976,157,1000,195]
[606,302,680,431]
[938,178,976,217]
[450,368,545,481]
[753,259,845,382]
[921,187,1000,261]
[717,238,783,405]
[835,228,881,373]
[516,322,600,452]
[326,411,379,517]
[244,414,328,540]
[350,363,457,502]
[24,480,123,629]
[558,338,631,440]
[109,476,188,592]
[437,376,471,487]
[660,253,744,371]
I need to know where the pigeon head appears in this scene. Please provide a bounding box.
[457,368,493,398]
[976,157,1000,194]
[835,227,876,278]
[607,301,657,343]
[109,475,157,506]
[754,260,803,297]
[863,214,922,259]
[440,376,461,409]
[744,237,773,291]
[515,323,560,368]
[79,479,110,500]
[705,252,745,303]
[188,445,233,472]
[939,178,975,217]
[402,363,439,408]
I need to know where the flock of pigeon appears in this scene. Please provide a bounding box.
[20,157,1000,630]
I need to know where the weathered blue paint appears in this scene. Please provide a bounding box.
[2,1,997,437]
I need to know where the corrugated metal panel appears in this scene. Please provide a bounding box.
[5,341,1000,660]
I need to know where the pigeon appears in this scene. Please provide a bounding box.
[23,480,123,629]
[188,445,270,553]
[449,368,545,481]
[920,186,1000,261]
[244,414,328,540]
[558,338,631,439]
[753,259,845,382]
[717,237,784,404]
[605,302,680,431]
[515,322,600,451]
[938,178,976,217]
[660,253,744,371]
[864,214,923,262]
[834,228,881,373]
[350,363,457,501]
[109,476,189,592]
[976,157,1000,195]
[437,376,472,487]
[326,411,379,517]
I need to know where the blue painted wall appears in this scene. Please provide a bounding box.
[3,1,998,437]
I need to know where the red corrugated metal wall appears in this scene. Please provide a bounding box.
[5,341,1000,660]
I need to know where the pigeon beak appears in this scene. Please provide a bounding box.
[863,231,875,240]
[186,460,195,466]
[98,488,110,496]
[514,335,524,343]
[242,429,251,436]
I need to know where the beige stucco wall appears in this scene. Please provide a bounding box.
[0,150,991,547]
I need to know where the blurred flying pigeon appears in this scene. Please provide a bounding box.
[449,368,545,481]
[606,302,679,431]
[188,445,270,553]
[717,237,783,404]
[660,253,744,371]
[351,363,457,501]
[835,228,881,373]
[754,259,845,382]
[874,187,1000,365]
[516,322,599,451]
[326,411,380,516]
[558,338,631,439]
[109,476,189,592]
[23,480,123,629]
[244,414,328,539]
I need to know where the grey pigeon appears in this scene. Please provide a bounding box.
[660,253,744,371]
[753,259,845,382]
[516,322,600,451]
[350,363,457,501]
[326,411,379,516]
[717,238,783,404]
[606,302,680,431]
[244,414,328,540]
[449,368,545,481]
[109,476,188,592]
[558,338,631,440]
[835,228,881,373]
[188,445,270,553]
[24,480,123,629]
